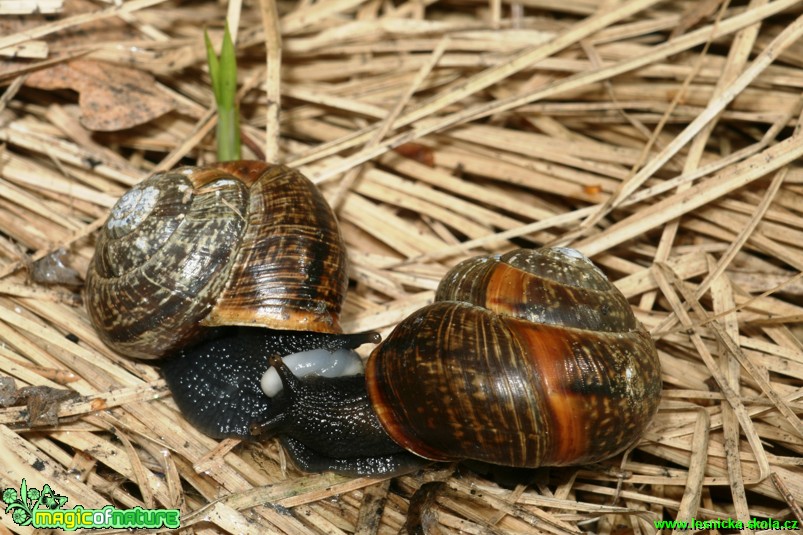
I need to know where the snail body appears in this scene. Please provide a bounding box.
[252,247,662,476]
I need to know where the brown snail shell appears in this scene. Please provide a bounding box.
[366,247,661,468]
[85,161,348,359]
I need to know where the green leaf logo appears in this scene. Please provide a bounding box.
[2,479,68,526]
[3,479,34,526]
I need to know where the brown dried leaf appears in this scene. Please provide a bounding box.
[26,59,175,130]
[28,247,82,286]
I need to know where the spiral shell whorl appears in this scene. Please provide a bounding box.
[436,247,638,332]
[367,302,551,465]
[86,168,248,358]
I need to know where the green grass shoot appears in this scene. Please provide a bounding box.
[205,23,241,161]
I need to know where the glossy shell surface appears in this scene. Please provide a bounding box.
[366,247,661,467]
[85,161,348,358]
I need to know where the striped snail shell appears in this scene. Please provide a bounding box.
[85,161,348,359]
[366,247,662,468]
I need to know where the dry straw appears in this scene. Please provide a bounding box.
[1,0,802,533]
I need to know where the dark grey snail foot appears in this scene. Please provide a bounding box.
[280,436,429,478]
[161,327,379,439]
[161,328,273,438]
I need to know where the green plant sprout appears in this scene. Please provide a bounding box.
[205,23,241,161]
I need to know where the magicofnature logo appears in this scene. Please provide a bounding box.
[3,479,180,530]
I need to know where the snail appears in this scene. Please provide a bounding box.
[86,163,661,477]
[85,160,378,435]
[246,247,661,475]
